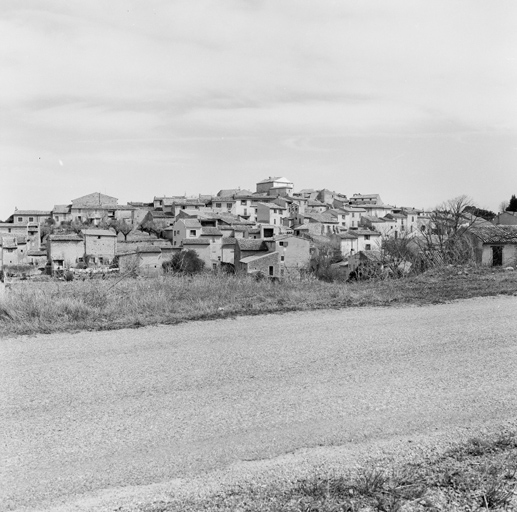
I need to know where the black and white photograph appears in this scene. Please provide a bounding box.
[1,1,517,511]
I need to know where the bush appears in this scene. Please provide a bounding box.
[162,250,205,275]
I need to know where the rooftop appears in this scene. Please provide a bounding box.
[82,229,117,237]
[471,225,517,244]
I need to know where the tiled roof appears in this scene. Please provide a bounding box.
[257,176,291,184]
[237,239,268,251]
[180,219,202,228]
[257,202,287,210]
[28,250,46,256]
[12,210,51,216]
[49,234,83,241]
[240,251,278,264]
[350,229,381,236]
[472,225,517,243]
[82,229,117,237]
[182,238,210,245]
[150,211,175,219]
[221,237,237,245]
[337,232,358,239]
[137,245,162,253]
[201,227,223,236]
[361,215,385,223]
[305,212,338,223]
[52,205,70,214]
[212,196,236,202]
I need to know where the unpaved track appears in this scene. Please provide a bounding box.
[1,296,517,511]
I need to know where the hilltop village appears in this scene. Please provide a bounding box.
[1,176,516,278]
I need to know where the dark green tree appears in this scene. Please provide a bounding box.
[162,250,205,274]
[507,195,517,212]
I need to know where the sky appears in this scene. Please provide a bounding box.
[1,0,517,220]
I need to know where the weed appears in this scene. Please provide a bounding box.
[1,268,517,338]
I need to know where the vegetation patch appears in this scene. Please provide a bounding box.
[138,430,517,511]
[0,266,516,338]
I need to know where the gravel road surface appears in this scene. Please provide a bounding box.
[1,296,517,511]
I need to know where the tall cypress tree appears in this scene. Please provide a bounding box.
[508,195,517,212]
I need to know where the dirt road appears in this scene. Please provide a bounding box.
[1,296,516,511]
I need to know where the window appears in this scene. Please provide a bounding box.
[364,235,370,240]
[241,200,247,205]
[227,203,232,209]
[365,244,371,250]
[269,266,274,276]
[29,217,34,222]
[55,216,59,221]
[216,203,222,208]
[281,255,285,262]
[280,269,284,276]
[279,241,284,246]
[97,236,101,239]
[17,217,22,222]
[189,230,196,236]
[244,208,248,216]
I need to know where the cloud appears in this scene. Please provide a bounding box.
[1,0,517,218]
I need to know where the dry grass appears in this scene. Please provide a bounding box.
[1,265,516,338]
[139,430,517,511]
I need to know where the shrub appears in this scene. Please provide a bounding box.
[162,250,205,275]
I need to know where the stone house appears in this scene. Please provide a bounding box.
[47,234,84,272]
[332,232,359,258]
[117,246,163,276]
[256,202,287,226]
[294,212,340,237]
[492,211,517,226]
[52,205,72,225]
[181,238,212,268]
[239,251,280,278]
[234,239,269,270]
[170,218,203,248]
[256,176,294,196]
[348,229,382,252]
[470,225,517,267]
[209,237,237,271]
[70,192,118,224]
[6,210,51,226]
[82,229,117,266]
[0,236,28,269]
[264,235,312,277]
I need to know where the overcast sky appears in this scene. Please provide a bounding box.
[1,0,516,219]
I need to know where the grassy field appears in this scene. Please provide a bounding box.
[1,265,516,338]
[140,429,517,512]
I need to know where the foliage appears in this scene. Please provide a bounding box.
[162,249,205,274]
[309,239,343,281]
[463,205,496,221]
[140,219,168,237]
[507,194,517,212]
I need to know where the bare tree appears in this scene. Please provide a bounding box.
[109,219,134,241]
[413,195,477,267]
